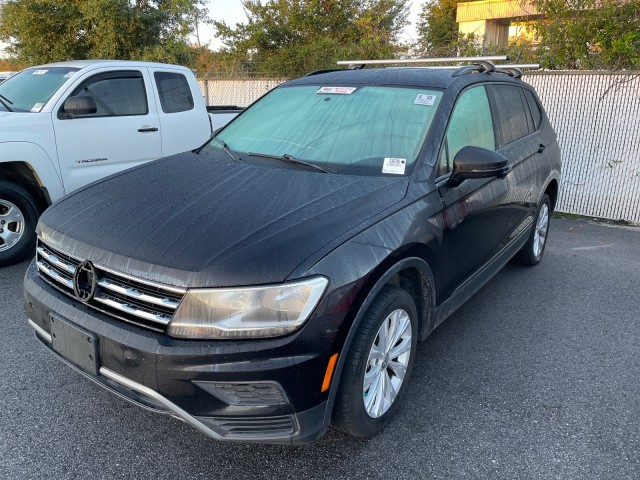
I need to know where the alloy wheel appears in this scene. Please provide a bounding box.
[363,308,413,418]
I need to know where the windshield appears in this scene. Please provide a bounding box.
[200,85,442,176]
[0,67,80,112]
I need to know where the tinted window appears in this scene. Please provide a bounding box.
[438,86,495,176]
[66,72,148,117]
[488,84,530,146]
[154,72,194,113]
[523,89,542,131]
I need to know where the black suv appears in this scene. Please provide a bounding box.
[24,61,560,444]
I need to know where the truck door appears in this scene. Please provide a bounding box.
[148,68,211,156]
[52,69,162,194]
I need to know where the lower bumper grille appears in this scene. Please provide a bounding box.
[36,240,185,333]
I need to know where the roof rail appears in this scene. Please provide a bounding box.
[336,56,508,68]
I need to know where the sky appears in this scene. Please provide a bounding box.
[201,0,423,49]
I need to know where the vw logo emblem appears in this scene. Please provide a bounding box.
[73,260,97,302]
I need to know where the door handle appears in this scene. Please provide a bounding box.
[538,143,547,153]
[138,126,159,133]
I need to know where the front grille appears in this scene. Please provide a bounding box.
[36,240,185,333]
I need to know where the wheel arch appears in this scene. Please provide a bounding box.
[323,252,438,428]
[544,178,559,212]
[0,161,52,213]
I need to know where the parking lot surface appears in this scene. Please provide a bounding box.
[1,218,638,479]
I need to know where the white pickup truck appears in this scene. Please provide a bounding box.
[0,60,241,266]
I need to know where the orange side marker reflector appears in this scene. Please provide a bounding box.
[321,353,339,393]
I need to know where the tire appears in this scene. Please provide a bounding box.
[513,193,551,266]
[333,284,418,438]
[0,181,40,267]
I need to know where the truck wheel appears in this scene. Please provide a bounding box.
[333,285,418,438]
[0,181,40,267]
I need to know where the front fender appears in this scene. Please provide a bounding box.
[0,142,65,202]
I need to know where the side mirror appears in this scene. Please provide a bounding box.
[61,96,97,118]
[449,146,509,187]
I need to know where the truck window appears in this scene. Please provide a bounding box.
[63,71,148,118]
[0,67,79,113]
[154,72,194,113]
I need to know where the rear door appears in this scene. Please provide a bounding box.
[436,85,512,299]
[486,84,543,238]
[52,69,162,194]
[148,68,211,156]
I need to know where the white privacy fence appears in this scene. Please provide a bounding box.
[199,73,640,224]
[525,72,640,224]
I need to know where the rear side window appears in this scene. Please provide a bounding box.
[438,85,495,176]
[65,71,148,118]
[154,72,194,113]
[488,84,531,146]
[523,89,542,131]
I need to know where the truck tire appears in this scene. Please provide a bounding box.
[0,181,40,267]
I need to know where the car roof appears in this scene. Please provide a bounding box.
[284,67,524,90]
[26,59,190,71]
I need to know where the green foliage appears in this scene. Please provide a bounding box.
[533,0,640,70]
[213,0,410,77]
[0,0,206,65]
[415,0,459,56]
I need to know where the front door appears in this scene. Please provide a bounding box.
[52,68,162,194]
[436,85,511,299]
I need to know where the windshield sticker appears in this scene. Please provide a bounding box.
[414,94,437,106]
[32,69,49,75]
[30,103,45,113]
[63,71,76,78]
[317,86,357,95]
[382,158,406,175]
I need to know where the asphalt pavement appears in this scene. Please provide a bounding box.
[0,218,638,479]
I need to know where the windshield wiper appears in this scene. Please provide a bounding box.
[211,136,241,162]
[248,152,335,174]
[0,94,13,112]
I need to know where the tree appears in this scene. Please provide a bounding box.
[532,0,640,70]
[0,0,207,65]
[213,0,410,77]
[415,0,459,56]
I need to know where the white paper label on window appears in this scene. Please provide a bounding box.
[64,71,76,78]
[382,158,406,175]
[32,70,48,75]
[414,94,436,106]
[316,86,357,95]
[30,103,45,113]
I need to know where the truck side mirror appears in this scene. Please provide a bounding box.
[61,96,97,118]
[449,146,509,187]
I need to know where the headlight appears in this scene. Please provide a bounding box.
[167,277,329,339]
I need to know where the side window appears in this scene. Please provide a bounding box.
[487,84,530,146]
[63,71,148,118]
[523,89,542,131]
[438,86,495,176]
[154,72,194,113]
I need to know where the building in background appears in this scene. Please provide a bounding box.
[457,0,540,47]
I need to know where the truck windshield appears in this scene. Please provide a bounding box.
[0,67,80,113]
[200,85,442,176]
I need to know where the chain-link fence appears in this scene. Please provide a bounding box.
[199,72,640,224]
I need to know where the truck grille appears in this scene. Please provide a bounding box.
[36,240,185,333]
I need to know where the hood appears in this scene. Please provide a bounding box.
[38,152,409,287]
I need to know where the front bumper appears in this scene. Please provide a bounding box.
[24,262,348,444]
